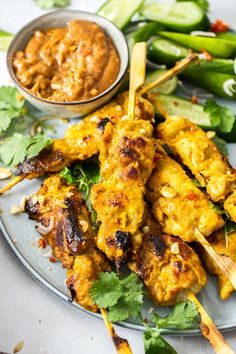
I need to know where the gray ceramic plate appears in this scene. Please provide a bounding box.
[1,0,236,335]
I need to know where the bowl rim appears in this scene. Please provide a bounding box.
[7,9,129,106]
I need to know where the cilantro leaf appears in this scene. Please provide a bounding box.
[144,327,177,354]
[0,133,52,166]
[225,221,236,234]
[0,86,26,133]
[208,201,225,216]
[60,160,100,199]
[153,301,199,330]
[176,0,209,11]
[90,272,143,322]
[212,135,228,156]
[107,273,143,322]
[203,99,235,134]
[33,0,70,9]
[90,272,123,309]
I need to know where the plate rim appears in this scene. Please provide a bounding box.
[1,215,236,336]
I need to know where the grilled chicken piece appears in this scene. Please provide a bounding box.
[14,92,154,180]
[197,229,236,300]
[26,175,110,311]
[157,116,236,210]
[129,233,207,306]
[90,107,155,266]
[147,145,224,242]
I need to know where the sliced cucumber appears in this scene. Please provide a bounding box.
[148,38,189,66]
[145,69,178,95]
[181,67,236,100]
[140,2,206,33]
[217,32,236,43]
[126,22,163,50]
[97,0,144,29]
[159,31,236,58]
[0,30,13,51]
[151,94,212,129]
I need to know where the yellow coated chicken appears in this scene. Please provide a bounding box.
[147,145,224,242]
[198,229,236,300]
[13,92,154,181]
[90,99,155,266]
[157,116,236,208]
[130,231,207,306]
[26,175,111,311]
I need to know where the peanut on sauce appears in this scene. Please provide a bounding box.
[13,20,120,102]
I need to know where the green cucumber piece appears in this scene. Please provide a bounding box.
[148,38,189,66]
[181,67,236,100]
[152,94,212,129]
[97,0,144,29]
[145,69,178,94]
[159,31,236,58]
[148,38,235,74]
[0,30,13,51]
[140,2,206,33]
[217,32,236,43]
[198,58,236,75]
[126,22,164,50]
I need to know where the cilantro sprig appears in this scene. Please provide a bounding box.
[60,160,100,199]
[0,86,26,134]
[33,0,70,9]
[0,133,52,166]
[203,99,235,134]
[90,271,199,354]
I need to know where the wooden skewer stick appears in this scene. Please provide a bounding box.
[186,290,235,354]
[128,42,147,120]
[101,309,133,354]
[194,228,236,290]
[0,175,24,195]
[140,53,199,95]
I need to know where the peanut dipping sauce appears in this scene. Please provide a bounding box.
[13,20,121,102]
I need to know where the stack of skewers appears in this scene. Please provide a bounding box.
[1,44,236,354]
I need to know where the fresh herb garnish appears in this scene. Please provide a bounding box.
[33,0,70,9]
[224,221,236,249]
[152,301,199,330]
[208,201,225,215]
[0,86,26,134]
[90,272,199,354]
[212,135,228,156]
[203,99,235,134]
[176,0,209,12]
[0,133,52,166]
[90,272,143,322]
[60,160,100,199]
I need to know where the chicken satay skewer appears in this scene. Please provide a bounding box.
[194,228,236,290]
[186,290,235,354]
[0,52,198,196]
[101,309,132,354]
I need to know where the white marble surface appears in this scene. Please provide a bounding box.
[0,0,236,353]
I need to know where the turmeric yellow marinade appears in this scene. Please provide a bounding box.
[90,97,156,266]
[157,116,236,221]
[26,175,111,312]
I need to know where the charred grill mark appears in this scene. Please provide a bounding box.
[63,198,84,253]
[96,117,110,131]
[147,234,166,257]
[122,136,146,149]
[68,283,76,303]
[179,243,192,260]
[120,147,137,161]
[125,166,138,179]
[115,231,131,251]
[112,332,130,352]
[15,149,65,176]
[55,220,64,247]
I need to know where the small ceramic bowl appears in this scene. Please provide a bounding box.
[7,10,129,118]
